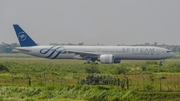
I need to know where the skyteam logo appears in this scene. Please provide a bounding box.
[40,46,67,59]
[18,32,27,41]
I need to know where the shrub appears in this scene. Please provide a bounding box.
[146,61,158,65]
[114,66,129,75]
[141,66,147,71]
[145,84,154,91]
[80,74,120,86]
[85,63,100,74]
[0,63,9,72]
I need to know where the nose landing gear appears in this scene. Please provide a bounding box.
[159,60,164,66]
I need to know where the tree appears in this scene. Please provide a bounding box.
[154,42,157,46]
[78,42,84,46]
[144,43,150,46]
[0,43,19,53]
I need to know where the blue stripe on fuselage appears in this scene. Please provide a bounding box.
[40,46,56,54]
[47,47,62,58]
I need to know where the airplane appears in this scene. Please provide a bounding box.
[13,24,174,66]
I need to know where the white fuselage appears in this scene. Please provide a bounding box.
[12,24,174,64]
[15,45,174,60]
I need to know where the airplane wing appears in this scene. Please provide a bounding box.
[66,50,100,57]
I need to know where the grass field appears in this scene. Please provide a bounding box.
[0,54,180,101]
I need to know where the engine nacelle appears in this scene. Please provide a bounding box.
[99,54,114,64]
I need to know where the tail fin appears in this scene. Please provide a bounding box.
[13,24,37,47]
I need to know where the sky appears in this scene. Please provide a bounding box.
[0,0,180,45]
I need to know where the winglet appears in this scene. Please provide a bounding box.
[13,24,37,47]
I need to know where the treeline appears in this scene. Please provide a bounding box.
[0,42,19,53]
[131,42,180,52]
[1,42,180,53]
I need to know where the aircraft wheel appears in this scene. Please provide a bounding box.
[159,60,163,66]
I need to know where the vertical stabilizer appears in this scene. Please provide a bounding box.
[13,24,37,47]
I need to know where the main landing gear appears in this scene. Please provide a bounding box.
[85,58,91,64]
[84,58,98,64]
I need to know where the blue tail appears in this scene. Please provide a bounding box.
[13,24,37,47]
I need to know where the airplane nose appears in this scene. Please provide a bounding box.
[170,52,174,57]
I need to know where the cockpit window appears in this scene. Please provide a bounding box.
[167,51,171,53]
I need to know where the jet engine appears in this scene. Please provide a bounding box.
[99,54,114,64]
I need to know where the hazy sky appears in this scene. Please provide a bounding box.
[1,0,180,45]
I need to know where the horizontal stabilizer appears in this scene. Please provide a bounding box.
[14,47,32,53]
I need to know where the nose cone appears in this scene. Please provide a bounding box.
[167,52,174,58]
[170,52,174,58]
[165,49,174,58]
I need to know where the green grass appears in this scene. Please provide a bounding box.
[0,85,137,101]
[0,58,180,89]
[0,53,180,100]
